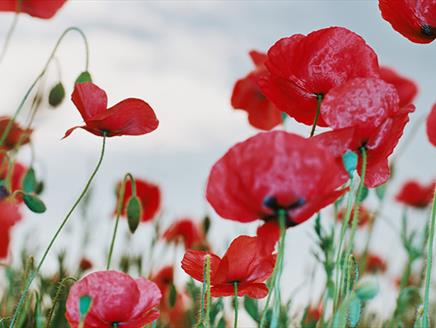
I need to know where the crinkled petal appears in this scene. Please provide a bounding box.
[181,250,221,283]
[71,83,108,122]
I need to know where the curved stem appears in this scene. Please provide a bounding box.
[106,173,136,270]
[0,27,90,148]
[309,94,323,137]
[423,186,436,327]
[9,135,107,328]
[0,13,19,65]
[233,282,238,328]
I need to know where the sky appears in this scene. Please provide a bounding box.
[0,0,435,320]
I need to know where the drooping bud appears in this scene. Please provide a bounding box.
[48,82,65,108]
[126,196,142,233]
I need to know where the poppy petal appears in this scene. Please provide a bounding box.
[181,250,221,283]
[71,82,108,122]
[427,103,436,147]
[128,278,162,325]
[211,282,269,299]
[380,66,418,107]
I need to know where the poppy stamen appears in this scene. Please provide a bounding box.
[421,24,435,37]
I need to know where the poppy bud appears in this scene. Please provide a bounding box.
[23,193,46,213]
[342,150,358,178]
[23,168,37,193]
[127,196,142,233]
[355,282,379,301]
[75,71,92,84]
[48,82,65,108]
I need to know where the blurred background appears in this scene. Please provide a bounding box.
[0,0,435,319]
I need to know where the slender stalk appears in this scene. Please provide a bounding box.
[106,173,136,269]
[0,13,19,65]
[0,27,90,147]
[233,282,238,328]
[205,255,211,327]
[9,135,107,328]
[333,178,354,311]
[309,94,323,137]
[260,209,287,327]
[198,255,211,327]
[423,186,436,327]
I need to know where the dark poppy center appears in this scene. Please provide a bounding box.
[421,24,436,37]
[262,196,305,227]
[0,185,9,200]
[112,323,119,328]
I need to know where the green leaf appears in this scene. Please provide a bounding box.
[127,196,142,233]
[348,296,361,327]
[169,283,177,308]
[75,71,93,84]
[23,194,46,213]
[48,82,65,107]
[217,317,226,328]
[23,168,37,193]
[79,295,92,319]
[244,296,260,323]
[375,183,387,201]
[355,282,379,301]
[342,151,358,177]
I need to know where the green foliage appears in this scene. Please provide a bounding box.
[23,193,46,213]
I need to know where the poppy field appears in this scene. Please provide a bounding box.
[0,1,435,328]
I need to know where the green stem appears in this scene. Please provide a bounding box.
[260,209,287,327]
[0,13,19,65]
[423,186,436,326]
[309,94,323,137]
[205,255,211,327]
[0,27,90,148]
[9,134,106,328]
[333,178,354,311]
[233,282,238,328]
[106,173,136,270]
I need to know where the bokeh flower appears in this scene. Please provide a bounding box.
[163,218,206,250]
[396,180,436,208]
[0,117,32,150]
[0,200,22,259]
[427,103,436,147]
[0,0,66,19]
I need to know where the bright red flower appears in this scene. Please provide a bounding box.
[79,258,93,271]
[0,117,32,150]
[0,160,26,196]
[181,235,275,298]
[337,205,372,227]
[163,218,205,250]
[231,50,282,130]
[321,77,415,187]
[0,200,22,259]
[396,180,435,208]
[64,82,159,138]
[206,131,348,227]
[0,0,66,19]
[151,266,188,328]
[259,27,379,126]
[116,178,161,222]
[427,103,436,147]
[380,66,418,107]
[379,0,436,44]
[365,253,387,274]
[66,270,161,328]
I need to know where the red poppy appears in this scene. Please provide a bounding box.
[321,77,415,188]
[0,159,26,196]
[0,117,32,150]
[151,266,188,328]
[396,180,436,208]
[66,270,161,327]
[365,253,387,274]
[163,218,205,250]
[337,205,372,227]
[379,0,436,44]
[181,235,275,298]
[79,258,93,271]
[0,0,66,19]
[206,131,348,227]
[380,66,418,107]
[258,27,379,126]
[116,178,161,222]
[231,50,282,130]
[303,305,323,325]
[0,200,22,259]
[427,103,436,147]
[64,82,159,139]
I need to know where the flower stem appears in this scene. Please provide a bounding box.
[205,255,211,327]
[0,27,90,148]
[106,173,134,270]
[423,186,436,327]
[198,254,211,327]
[309,94,323,137]
[260,209,287,327]
[233,282,238,328]
[9,134,107,328]
[0,12,19,65]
